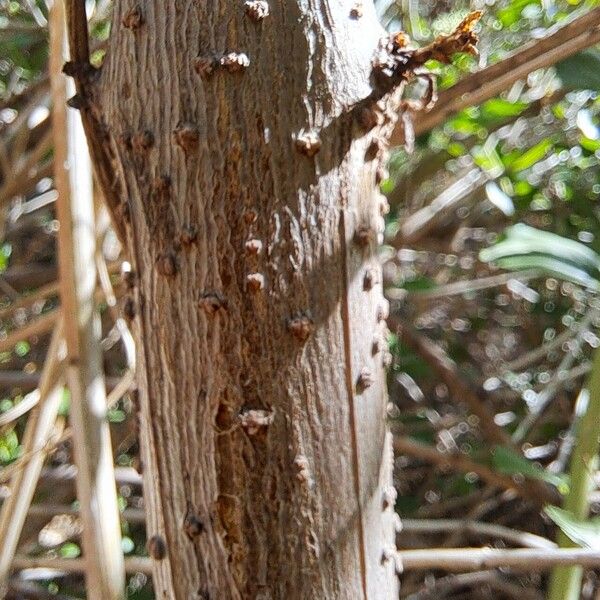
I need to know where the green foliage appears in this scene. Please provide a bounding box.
[58,387,71,416]
[480,224,600,290]
[59,542,81,559]
[497,0,541,27]
[492,445,569,492]
[0,244,11,272]
[481,98,529,120]
[508,139,555,173]
[545,505,600,549]
[556,49,600,91]
[0,428,19,464]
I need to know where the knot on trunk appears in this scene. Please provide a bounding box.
[238,409,275,435]
[245,1,270,21]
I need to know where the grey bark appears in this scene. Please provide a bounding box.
[90,1,399,598]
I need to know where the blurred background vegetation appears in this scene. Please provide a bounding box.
[1,0,600,598]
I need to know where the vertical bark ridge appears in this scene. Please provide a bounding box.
[339,204,369,600]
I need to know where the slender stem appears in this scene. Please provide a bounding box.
[11,556,152,575]
[398,547,600,572]
[390,319,511,446]
[0,371,134,485]
[393,436,557,506]
[401,570,544,600]
[0,311,59,354]
[548,346,600,600]
[400,518,556,549]
[512,309,597,443]
[406,269,540,300]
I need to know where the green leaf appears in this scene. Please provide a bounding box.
[580,136,600,153]
[14,341,29,357]
[108,408,126,423]
[400,276,436,292]
[479,224,600,290]
[492,446,569,493]
[481,223,600,269]
[491,255,600,290]
[447,115,482,136]
[545,506,600,549]
[481,98,529,119]
[514,180,533,196]
[509,139,553,173]
[58,387,71,416]
[497,0,541,26]
[556,49,600,91]
[59,542,81,559]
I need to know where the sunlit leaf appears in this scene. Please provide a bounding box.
[497,0,541,26]
[481,98,529,119]
[58,387,71,416]
[490,254,600,290]
[59,542,81,559]
[509,139,553,173]
[480,224,600,276]
[580,136,600,153]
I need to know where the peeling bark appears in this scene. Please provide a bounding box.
[87,1,399,598]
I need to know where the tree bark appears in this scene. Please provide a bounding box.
[86,1,398,598]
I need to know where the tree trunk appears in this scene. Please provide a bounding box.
[88,1,399,597]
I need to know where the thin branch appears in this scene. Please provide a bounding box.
[512,308,598,442]
[26,503,146,524]
[0,323,65,596]
[51,0,125,595]
[0,372,41,391]
[499,320,583,373]
[0,392,40,430]
[398,547,600,572]
[0,371,123,394]
[64,0,90,67]
[0,311,59,354]
[402,570,544,600]
[392,6,600,142]
[0,370,136,484]
[0,419,65,485]
[1,264,58,294]
[0,260,121,321]
[0,75,49,113]
[11,556,152,575]
[0,23,46,35]
[41,465,142,487]
[399,518,556,549]
[393,436,557,506]
[0,281,59,321]
[393,168,489,245]
[96,253,136,371]
[390,318,511,446]
[62,0,126,243]
[0,130,53,208]
[406,270,541,300]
